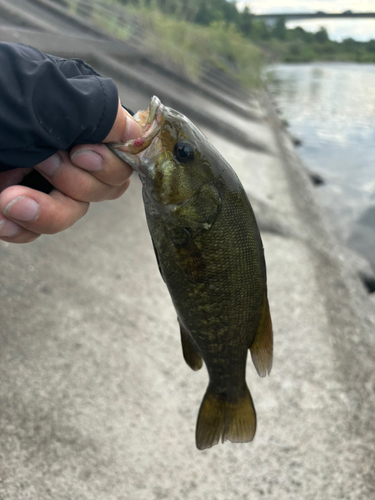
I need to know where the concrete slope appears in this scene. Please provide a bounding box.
[1,6,375,500]
[0,0,110,38]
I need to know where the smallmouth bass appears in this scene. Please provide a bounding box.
[110,96,273,450]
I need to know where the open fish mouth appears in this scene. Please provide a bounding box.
[109,96,164,174]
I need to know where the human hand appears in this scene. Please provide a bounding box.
[0,101,141,244]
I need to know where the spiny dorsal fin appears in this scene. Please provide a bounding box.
[179,319,203,371]
[250,292,273,377]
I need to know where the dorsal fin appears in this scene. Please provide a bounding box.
[250,292,273,377]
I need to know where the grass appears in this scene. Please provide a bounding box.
[72,0,264,89]
[139,10,264,88]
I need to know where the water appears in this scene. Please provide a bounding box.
[266,63,375,268]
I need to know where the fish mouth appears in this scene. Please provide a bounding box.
[109,96,164,175]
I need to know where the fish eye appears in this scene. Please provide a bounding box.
[173,141,195,163]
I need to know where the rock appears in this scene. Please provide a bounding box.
[291,135,302,146]
[339,247,375,294]
[307,170,325,186]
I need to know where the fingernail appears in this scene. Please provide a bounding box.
[0,218,21,238]
[36,154,62,177]
[4,196,40,222]
[71,150,104,171]
[123,118,142,142]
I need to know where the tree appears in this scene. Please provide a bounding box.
[239,6,252,37]
[288,26,314,43]
[194,0,224,25]
[314,27,329,44]
[251,19,270,40]
[193,0,241,26]
[272,16,286,40]
[222,0,239,25]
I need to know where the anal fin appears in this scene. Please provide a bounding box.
[250,292,273,377]
[179,319,203,371]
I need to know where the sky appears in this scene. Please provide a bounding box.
[237,1,375,41]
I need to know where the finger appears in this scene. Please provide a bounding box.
[103,99,142,143]
[0,185,89,235]
[0,167,33,191]
[70,143,133,187]
[0,215,40,243]
[34,150,131,203]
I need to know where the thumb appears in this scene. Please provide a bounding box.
[103,100,142,143]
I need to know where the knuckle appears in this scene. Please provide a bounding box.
[66,171,96,202]
[55,201,89,232]
[106,181,130,201]
[100,155,133,186]
[44,192,89,233]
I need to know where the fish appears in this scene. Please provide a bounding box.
[110,96,273,450]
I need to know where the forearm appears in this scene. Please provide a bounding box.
[0,43,119,171]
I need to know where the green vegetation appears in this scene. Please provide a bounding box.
[139,11,264,87]
[80,0,375,88]
[110,0,375,63]
[263,23,375,63]
[88,0,264,87]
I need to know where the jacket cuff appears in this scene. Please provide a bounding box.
[80,76,119,144]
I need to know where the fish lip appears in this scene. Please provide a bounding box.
[110,96,163,174]
[146,95,161,126]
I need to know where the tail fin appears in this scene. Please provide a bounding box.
[195,384,256,450]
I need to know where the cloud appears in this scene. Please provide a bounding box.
[237,2,375,40]
[287,19,375,41]
[239,1,375,14]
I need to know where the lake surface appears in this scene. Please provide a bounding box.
[266,63,375,268]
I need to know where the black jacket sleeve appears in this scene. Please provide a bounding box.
[0,43,119,171]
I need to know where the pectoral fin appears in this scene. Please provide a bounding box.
[179,319,203,371]
[249,293,273,377]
